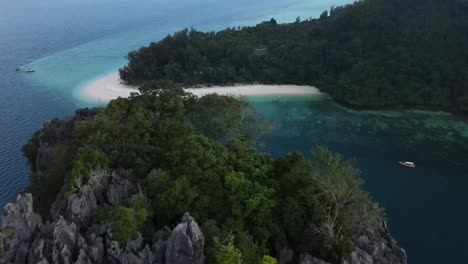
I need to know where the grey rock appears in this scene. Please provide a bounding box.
[343,248,373,264]
[28,237,46,264]
[356,236,372,253]
[165,213,204,264]
[49,194,68,221]
[53,216,78,250]
[0,235,4,256]
[126,232,143,253]
[87,171,109,204]
[181,214,204,263]
[66,185,98,228]
[55,244,72,264]
[300,254,330,264]
[139,245,156,264]
[36,259,50,264]
[0,193,41,263]
[278,248,294,264]
[85,237,104,263]
[75,249,93,264]
[120,251,143,264]
[349,222,407,264]
[107,172,135,205]
[152,231,170,264]
[108,240,121,259]
[26,216,83,264]
[14,242,30,264]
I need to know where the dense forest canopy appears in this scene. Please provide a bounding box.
[120,0,468,113]
[23,81,385,263]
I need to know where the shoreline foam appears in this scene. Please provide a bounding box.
[80,71,322,102]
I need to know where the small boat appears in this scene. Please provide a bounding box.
[399,161,416,168]
[25,69,35,73]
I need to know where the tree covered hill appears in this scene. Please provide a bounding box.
[2,81,407,263]
[120,0,468,113]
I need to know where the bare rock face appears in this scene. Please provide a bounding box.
[342,222,407,264]
[165,213,205,264]
[152,230,170,264]
[50,170,110,226]
[27,216,83,264]
[0,193,41,264]
[107,171,136,205]
[0,163,209,264]
[66,185,98,229]
[342,248,373,264]
[300,254,330,264]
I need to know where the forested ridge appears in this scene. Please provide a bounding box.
[16,81,407,263]
[120,0,468,113]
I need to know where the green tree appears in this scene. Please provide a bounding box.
[215,235,243,264]
[97,206,149,245]
[261,255,277,264]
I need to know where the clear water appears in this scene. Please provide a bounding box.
[0,0,354,205]
[253,96,468,264]
[1,0,467,263]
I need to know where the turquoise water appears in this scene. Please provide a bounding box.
[0,0,355,205]
[24,0,355,107]
[1,0,468,263]
[253,96,468,264]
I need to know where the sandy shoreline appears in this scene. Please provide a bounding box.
[80,72,322,102]
[81,72,139,102]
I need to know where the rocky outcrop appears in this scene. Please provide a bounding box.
[0,172,404,264]
[282,220,406,264]
[106,172,135,205]
[300,254,330,264]
[0,193,41,264]
[165,213,204,264]
[0,168,205,264]
[342,223,407,264]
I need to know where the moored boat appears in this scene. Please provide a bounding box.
[399,161,416,168]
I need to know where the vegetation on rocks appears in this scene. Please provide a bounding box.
[21,80,388,263]
[97,205,149,245]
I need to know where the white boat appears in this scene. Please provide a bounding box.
[398,161,416,168]
[25,69,35,73]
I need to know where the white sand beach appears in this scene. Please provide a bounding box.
[81,72,139,102]
[81,71,322,102]
[185,84,322,97]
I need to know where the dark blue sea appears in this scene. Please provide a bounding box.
[1,1,467,263]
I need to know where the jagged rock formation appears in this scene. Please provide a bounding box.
[0,170,205,264]
[0,171,406,264]
[165,213,204,264]
[0,166,405,264]
[294,224,406,264]
[342,224,407,264]
[0,187,406,264]
[0,193,41,263]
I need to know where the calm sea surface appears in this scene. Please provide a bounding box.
[1,1,467,263]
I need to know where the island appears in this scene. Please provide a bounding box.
[3,0,451,262]
[119,0,468,114]
[0,81,406,263]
